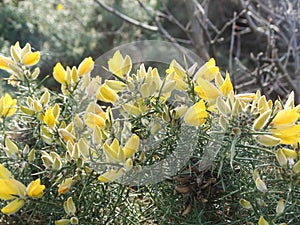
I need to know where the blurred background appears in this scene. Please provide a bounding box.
[0,0,299,102]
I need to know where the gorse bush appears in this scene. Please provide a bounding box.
[0,42,300,225]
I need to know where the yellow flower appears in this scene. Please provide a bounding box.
[165,60,187,90]
[271,108,299,126]
[219,71,233,96]
[1,198,25,215]
[22,51,40,66]
[0,93,17,117]
[108,50,132,78]
[97,84,119,103]
[53,62,66,84]
[184,100,208,126]
[0,179,26,200]
[58,178,75,196]
[43,107,56,128]
[78,57,94,76]
[123,134,140,158]
[193,58,219,82]
[85,112,106,129]
[56,3,63,11]
[26,178,45,198]
[0,55,15,72]
[55,219,70,225]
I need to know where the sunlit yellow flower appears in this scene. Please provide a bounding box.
[26,178,45,198]
[108,50,132,78]
[97,84,119,103]
[78,57,94,76]
[0,179,26,200]
[1,198,25,215]
[194,58,219,82]
[0,93,17,118]
[184,100,208,126]
[0,55,15,72]
[43,107,57,128]
[56,3,63,11]
[85,112,106,129]
[22,51,40,66]
[166,60,187,90]
[58,178,75,196]
[53,62,66,84]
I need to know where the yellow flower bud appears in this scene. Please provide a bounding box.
[78,57,94,76]
[255,178,267,192]
[97,84,119,103]
[53,62,66,84]
[276,198,285,215]
[253,109,271,131]
[239,198,252,209]
[275,149,287,167]
[58,178,75,196]
[255,135,281,146]
[258,216,269,225]
[55,219,70,225]
[5,137,19,156]
[216,97,231,116]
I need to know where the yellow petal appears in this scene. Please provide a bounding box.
[184,100,208,126]
[272,125,300,145]
[0,179,26,200]
[98,169,124,183]
[123,134,140,158]
[275,149,287,167]
[0,164,13,179]
[97,84,119,103]
[194,58,219,82]
[85,113,105,129]
[26,178,45,198]
[253,109,272,131]
[0,55,15,71]
[255,134,280,146]
[78,57,94,76]
[108,50,123,77]
[293,160,300,173]
[53,62,66,84]
[43,107,56,128]
[120,55,132,76]
[66,197,76,215]
[219,71,233,96]
[5,137,19,155]
[1,198,25,215]
[58,178,74,196]
[103,142,119,162]
[122,103,142,116]
[22,51,40,66]
[272,109,300,126]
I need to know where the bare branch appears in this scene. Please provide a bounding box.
[94,0,158,32]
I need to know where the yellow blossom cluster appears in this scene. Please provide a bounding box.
[0,41,299,224]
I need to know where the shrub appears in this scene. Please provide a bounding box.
[0,42,299,224]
